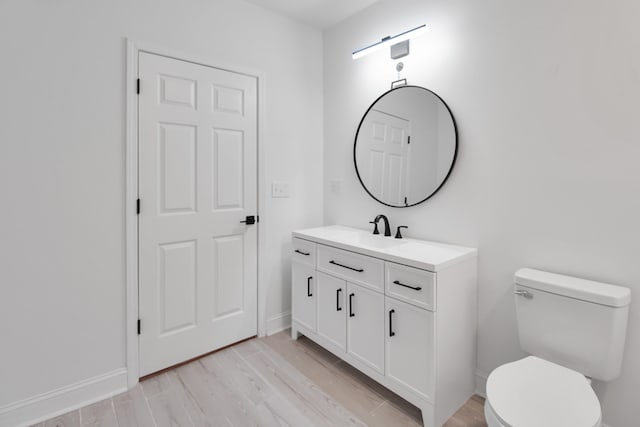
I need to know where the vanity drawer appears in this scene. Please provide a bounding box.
[317,245,384,292]
[385,262,436,311]
[292,238,316,267]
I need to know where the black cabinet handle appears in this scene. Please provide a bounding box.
[389,309,396,337]
[336,288,342,311]
[393,280,422,291]
[330,260,364,273]
[307,276,313,297]
[349,293,355,317]
[295,249,310,256]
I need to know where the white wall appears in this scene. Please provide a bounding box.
[324,1,640,426]
[0,0,322,418]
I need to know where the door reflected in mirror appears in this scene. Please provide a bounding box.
[354,86,457,207]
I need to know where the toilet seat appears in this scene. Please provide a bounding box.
[486,356,601,427]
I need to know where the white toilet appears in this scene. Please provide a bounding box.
[484,268,631,427]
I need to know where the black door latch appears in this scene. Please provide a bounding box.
[240,215,256,225]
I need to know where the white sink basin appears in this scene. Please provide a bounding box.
[292,225,476,272]
[354,233,407,250]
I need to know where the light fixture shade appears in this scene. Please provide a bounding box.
[352,24,428,60]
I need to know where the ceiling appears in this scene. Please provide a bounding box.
[243,0,381,29]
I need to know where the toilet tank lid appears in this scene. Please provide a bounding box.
[515,268,631,307]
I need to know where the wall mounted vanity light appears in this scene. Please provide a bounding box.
[351,24,428,60]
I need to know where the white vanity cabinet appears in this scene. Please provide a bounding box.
[291,226,478,427]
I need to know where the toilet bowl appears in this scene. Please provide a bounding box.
[485,268,631,427]
[484,356,601,427]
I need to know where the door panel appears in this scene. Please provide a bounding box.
[346,283,384,374]
[317,273,346,351]
[139,52,258,376]
[211,235,244,319]
[213,129,244,210]
[385,297,435,401]
[292,262,316,332]
[358,109,411,205]
[158,240,197,335]
[158,123,197,214]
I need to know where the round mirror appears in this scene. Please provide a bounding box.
[354,86,457,207]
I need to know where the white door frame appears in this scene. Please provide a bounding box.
[125,39,268,388]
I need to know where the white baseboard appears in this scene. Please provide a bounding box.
[266,310,291,336]
[475,369,488,398]
[0,368,127,427]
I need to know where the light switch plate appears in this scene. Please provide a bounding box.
[272,181,290,198]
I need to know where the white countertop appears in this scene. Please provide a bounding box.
[292,225,477,272]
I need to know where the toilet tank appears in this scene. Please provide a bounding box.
[514,268,631,381]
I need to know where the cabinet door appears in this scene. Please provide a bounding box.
[346,282,384,374]
[385,297,435,401]
[317,273,346,350]
[292,262,316,332]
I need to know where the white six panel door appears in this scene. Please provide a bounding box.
[359,109,411,205]
[138,52,258,376]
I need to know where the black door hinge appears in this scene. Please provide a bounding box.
[136,78,140,94]
[256,215,260,223]
[136,198,140,215]
[137,319,141,335]
[407,135,411,144]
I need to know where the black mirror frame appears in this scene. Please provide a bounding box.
[353,85,458,208]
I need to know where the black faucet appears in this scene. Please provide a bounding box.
[395,226,408,239]
[370,214,392,237]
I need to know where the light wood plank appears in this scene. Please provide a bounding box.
[257,395,317,427]
[37,331,486,427]
[113,384,156,427]
[140,372,174,398]
[80,399,118,427]
[264,334,388,425]
[370,401,422,427]
[200,347,275,405]
[165,370,226,427]
[201,347,313,426]
[444,396,487,427]
[248,340,368,427]
[231,338,262,360]
[174,360,253,426]
[43,410,80,427]
[142,373,195,427]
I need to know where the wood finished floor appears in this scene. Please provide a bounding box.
[34,330,487,427]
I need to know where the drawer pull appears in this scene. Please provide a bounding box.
[349,293,355,317]
[295,249,310,256]
[307,276,313,297]
[393,280,422,291]
[330,260,364,273]
[336,288,342,311]
[389,309,396,337]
